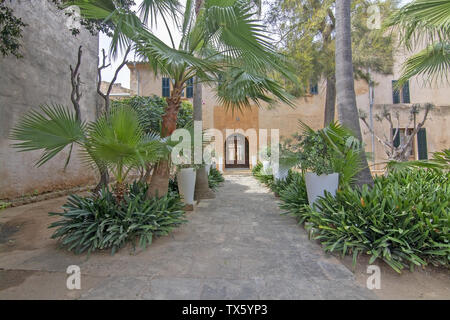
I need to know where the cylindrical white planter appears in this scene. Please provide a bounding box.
[305,172,339,208]
[262,160,271,175]
[177,168,196,205]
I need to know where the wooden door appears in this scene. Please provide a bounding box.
[225,135,249,168]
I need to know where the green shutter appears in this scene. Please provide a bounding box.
[392,80,400,104]
[392,129,400,148]
[417,128,428,160]
[402,81,410,103]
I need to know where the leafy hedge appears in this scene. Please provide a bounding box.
[309,170,450,272]
[49,182,186,255]
[252,164,450,272]
[208,168,225,190]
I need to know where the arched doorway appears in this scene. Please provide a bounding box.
[225,134,249,168]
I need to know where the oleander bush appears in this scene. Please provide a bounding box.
[49,181,186,255]
[208,168,225,190]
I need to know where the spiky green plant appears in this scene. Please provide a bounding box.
[10,104,167,198]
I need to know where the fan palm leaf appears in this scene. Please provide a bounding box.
[9,104,86,168]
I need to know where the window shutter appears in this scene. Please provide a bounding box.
[162,78,170,97]
[392,80,400,104]
[417,128,428,160]
[186,78,194,98]
[402,81,410,103]
[392,129,400,148]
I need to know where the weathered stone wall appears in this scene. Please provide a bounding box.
[0,0,99,199]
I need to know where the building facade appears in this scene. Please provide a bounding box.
[127,46,449,172]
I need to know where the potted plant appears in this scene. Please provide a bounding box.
[298,126,339,208]
[297,121,364,208]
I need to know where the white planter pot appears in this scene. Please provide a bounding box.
[274,165,290,181]
[305,172,339,208]
[205,164,212,175]
[262,160,272,175]
[177,168,196,205]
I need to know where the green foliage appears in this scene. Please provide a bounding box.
[278,171,310,224]
[10,104,166,184]
[252,161,274,186]
[265,0,395,95]
[69,0,296,110]
[387,0,450,86]
[297,121,363,185]
[111,95,193,134]
[208,168,224,191]
[0,0,27,58]
[10,104,86,168]
[253,147,449,273]
[307,169,450,272]
[0,201,11,210]
[49,181,186,255]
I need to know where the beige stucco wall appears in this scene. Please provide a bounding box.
[0,1,99,199]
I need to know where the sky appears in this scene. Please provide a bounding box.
[98,0,183,89]
[99,0,412,89]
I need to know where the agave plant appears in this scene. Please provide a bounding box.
[10,104,167,201]
[68,0,297,197]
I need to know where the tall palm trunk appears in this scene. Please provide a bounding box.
[323,74,336,126]
[335,0,373,187]
[193,0,215,200]
[147,87,182,198]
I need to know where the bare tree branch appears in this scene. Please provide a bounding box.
[70,45,83,120]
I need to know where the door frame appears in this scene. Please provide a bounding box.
[224,134,250,168]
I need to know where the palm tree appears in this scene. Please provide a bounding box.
[388,0,450,86]
[70,0,296,197]
[335,0,373,187]
[10,104,166,201]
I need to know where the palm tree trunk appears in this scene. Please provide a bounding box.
[335,0,373,187]
[193,0,215,200]
[147,93,180,198]
[323,74,336,126]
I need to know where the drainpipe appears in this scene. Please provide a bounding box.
[368,68,375,164]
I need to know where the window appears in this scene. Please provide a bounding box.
[392,128,428,160]
[162,77,170,97]
[186,78,194,98]
[310,83,318,95]
[417,128,428,160]
[392,80,410,104]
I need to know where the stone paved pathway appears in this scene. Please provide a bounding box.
[0,174,375,299]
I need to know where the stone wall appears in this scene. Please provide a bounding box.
[0,0,99,199]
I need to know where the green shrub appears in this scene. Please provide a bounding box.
[307,169,450,272]
[278,171,310,223]
[49,182,186,255]
[112,95,193,133]
[208,168,224,190]
[252,161,274,185]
